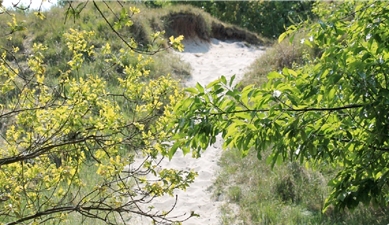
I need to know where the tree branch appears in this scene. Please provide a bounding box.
[209,103,365,116]
[0,134,99,166]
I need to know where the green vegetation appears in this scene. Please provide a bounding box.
[241,31,317,88]
[114,3,267,46]
[0,4,191,82]
[216,149,388,224]
[171,0,389,224]
[2,0,389,224]
[0,2,196,224]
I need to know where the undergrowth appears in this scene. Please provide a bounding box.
[215,148,389,225]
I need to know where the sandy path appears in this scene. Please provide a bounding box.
[181,38,264,88]
[131,38,265,224]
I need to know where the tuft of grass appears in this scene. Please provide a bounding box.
[151,52,191,80]
[227,186,242,203]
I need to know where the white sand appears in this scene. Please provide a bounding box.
[129,38,265,224]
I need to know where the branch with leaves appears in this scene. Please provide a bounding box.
[171,0,389,211]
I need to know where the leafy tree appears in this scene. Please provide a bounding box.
[0,2,192,225]
[171,0,389,211]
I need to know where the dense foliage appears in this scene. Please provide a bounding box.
[177,1,315,38]
[0,2,194,224]
[172,0,389,211]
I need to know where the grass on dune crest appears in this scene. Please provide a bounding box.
[240,31,317,88]
[130,3,270,46]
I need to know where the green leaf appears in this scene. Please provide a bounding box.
[278,31,288,43]
[328,88,336,100]
[220,75,227,85]
[229,75,236,87]
[318,20,327,29]
[362,52,371,62]
[330,74,342,84]
[196,82,205,93]
[346,130,352,140]
[185,87,198,94]
[267,71,283,79]
[206,79,221,89]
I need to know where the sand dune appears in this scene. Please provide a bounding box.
[130,38,265,224]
